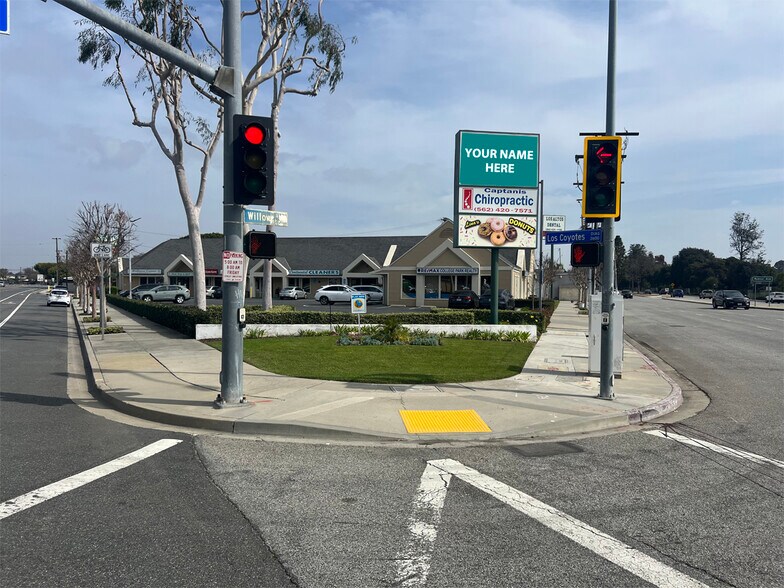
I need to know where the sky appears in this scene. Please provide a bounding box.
[1,0,783,272]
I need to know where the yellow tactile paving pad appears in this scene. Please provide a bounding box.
[399,410,492,434]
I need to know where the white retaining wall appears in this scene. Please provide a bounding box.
[195,323,537,341]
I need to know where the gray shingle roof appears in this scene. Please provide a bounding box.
[131,236,425,272]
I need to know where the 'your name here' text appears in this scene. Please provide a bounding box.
[464,147,535,174]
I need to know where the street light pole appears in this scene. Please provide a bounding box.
[52,237,61,284]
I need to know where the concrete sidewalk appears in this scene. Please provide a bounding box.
[73,301,683,444]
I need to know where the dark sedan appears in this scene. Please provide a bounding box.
[712,289,750,309]
[478,289,515,310]
[448,289,480,309]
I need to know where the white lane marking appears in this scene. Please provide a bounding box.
[394,462,452,587]
[0,289,39,303]
[755,326,774,331]
[0,439,182,520]
[0,291,38,329]
[396,459,708,588]
[269,396,374,420]
[646,430,784,469]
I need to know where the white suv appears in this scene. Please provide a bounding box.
[766,291,784,303]
[314,285,357,305]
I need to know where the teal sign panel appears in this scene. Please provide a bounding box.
[457,131,539,188]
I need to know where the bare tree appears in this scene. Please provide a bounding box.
[570,267,590,308]
[730,211,765,262]
[542,257,560,300]
[243,0,354,308]
[76,0,352,310]
[68,201,137,318]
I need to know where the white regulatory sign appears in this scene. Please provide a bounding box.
[222,251,245,283]
[91,243,112,258]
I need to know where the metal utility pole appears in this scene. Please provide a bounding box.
[52,237,61,284]
[217,0,245,406]
[537,179,544,312]
[599,0,617,400]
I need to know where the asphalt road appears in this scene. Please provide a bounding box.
[0,285,292,588]
[2,287,782,587]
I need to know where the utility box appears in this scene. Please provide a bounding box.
[588,293,624,376]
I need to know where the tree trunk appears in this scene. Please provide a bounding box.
[174,165,207,310]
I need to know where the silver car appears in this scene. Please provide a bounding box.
[351,285,384,303]
[134,284,190,304]
[47,288,72,307]
[314,285,358,305]
[279,286,307,300]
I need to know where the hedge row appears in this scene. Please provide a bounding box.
[107,295,553,338]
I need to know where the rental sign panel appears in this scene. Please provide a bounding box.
[454,130,539,250]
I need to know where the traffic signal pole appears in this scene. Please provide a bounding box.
[599,0,617,400]
[218,0,245,406]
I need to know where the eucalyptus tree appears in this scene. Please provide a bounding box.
[729,211,765,262]
[76,0,352,310]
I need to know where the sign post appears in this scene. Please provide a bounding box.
[91,243,112,340]
[351,293,367,330]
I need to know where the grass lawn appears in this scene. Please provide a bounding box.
[207,336,535,384]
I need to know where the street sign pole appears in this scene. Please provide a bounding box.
[538,180,544,312]
[599,0,617,400]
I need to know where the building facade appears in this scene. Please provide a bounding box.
[123,221,537,305]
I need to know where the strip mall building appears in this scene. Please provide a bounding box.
[125,220,537,306]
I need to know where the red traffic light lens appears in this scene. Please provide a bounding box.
[243,124,265,145]
[595,144,615,164]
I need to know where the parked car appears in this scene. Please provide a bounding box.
[352,285,384,303]
[672,289,684,297]
[766,291,784,303]
[206,285,218,298]
[712,290,750,309]
[121,283,163,298]
[279,286,308,300]
[0,279,6,287]
[448,289,480,309]
[621,290,633,299]
[314,285,358,305]
[47,288,71,307]
[699,289,714,299]
[478,289,515,310]
[659,289,668,295]
[643,289,652,295]
[133,284,191,304]
[212,287,223,299]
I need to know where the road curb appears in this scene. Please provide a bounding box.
[623,339,682,425]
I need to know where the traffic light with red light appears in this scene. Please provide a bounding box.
[244,231,276,259]
[571,243,602,267]
[582,136,622,218]
[233,114,274,206]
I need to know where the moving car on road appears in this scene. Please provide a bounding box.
[478,289,515,309]
[448,289,480,309]
[279,286,308,300]
[621,290,633,299]
[47,288,71,307]
[133,284,191,304]
[712,290,750,309]
[352,285,384,303]
[699,289,714,299]
[314,285,358,305]
[766,291,784,303]
[672,289,684,297]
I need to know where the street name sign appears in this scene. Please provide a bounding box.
[0,0,8,35]
[221,250,245,283]
[244,209,288,226]
[545,229,603,245]
[751,275,773,284]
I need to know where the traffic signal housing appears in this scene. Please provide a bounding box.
[244,231,276,259]
[582,136,622,218]
[571,243,602,267]
[233,114,274,206]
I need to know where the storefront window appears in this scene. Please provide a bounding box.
[424,275,438,298]
[402,275,416,298]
